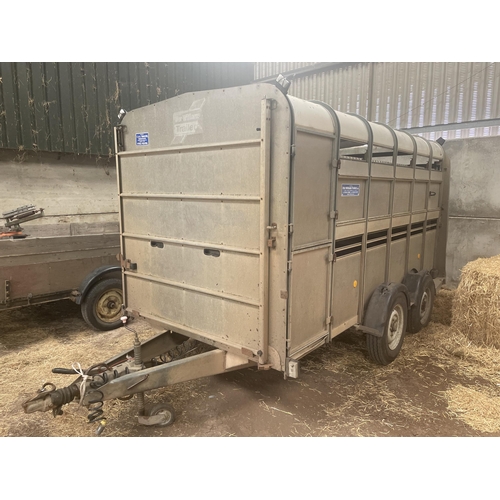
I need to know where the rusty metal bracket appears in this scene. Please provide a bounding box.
[257,363,272,370]
[118,253,137,271]
[125,309,141,320]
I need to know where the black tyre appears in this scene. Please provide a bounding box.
[407,274,435,334]
[81,278,123,331]
[145,403,176,427]
[367,291,408,365]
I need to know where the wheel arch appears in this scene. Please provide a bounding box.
[402,268,434,307]
[363,282,410,337]
[403,268,436,334]
[75,265,122,305]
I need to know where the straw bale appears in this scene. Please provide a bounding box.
[452,254,500,348]
[431,288,454,325]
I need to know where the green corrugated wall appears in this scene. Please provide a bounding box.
[0,62,254,156]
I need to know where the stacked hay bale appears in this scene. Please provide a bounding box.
[431,288,454,325]
[452,254,500,348]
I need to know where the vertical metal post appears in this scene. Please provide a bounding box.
[134,336,145,415]
[350,114,373,318]
[420,138,434,269]
[377,123,399,283]
[403,132,418,273]
[436,155,450,278]
[367,63,375,122]
[312,101,341,340]
[114,126,127,312]
[258,98,272,365]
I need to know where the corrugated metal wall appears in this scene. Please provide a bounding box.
[254,62,500,140]
[254,62,315,80]
[0,62,254,156]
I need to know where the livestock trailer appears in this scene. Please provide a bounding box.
[23,80,449,431]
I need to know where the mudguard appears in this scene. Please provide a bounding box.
[363,282,410,337]
[402,269,432,307]
[75,265,122,305]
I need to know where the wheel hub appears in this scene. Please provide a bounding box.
[96,289,123,323]
[387,304,404,350]
[419,289,431,322]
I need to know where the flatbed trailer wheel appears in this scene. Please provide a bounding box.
[144,403,176,427]
[407,273,435,333]
[81,278,123,331]
[366,290,408,365]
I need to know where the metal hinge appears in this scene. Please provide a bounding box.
[290,144,296,157]
[326,316,332,325]
[337,159,341,169]
[288,223,294,234]
[330,210,338,220]
[116,125,125,152]
[4,280,10,304]
[287,261,293,272]
[328,253,337,263]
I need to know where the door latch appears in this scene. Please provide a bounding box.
[267,223,277,249]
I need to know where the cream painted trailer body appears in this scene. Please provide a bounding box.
[23,82,449,430]
[117,82,448,371]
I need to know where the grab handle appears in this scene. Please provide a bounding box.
[203,249,220,257]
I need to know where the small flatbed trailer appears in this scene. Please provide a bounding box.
[1,205,123,331]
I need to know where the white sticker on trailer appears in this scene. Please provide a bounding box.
[341,184,360,196]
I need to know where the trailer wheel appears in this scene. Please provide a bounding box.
[81,278,123,331]
[407,274,435,334]
[145,403,176,426]
[366,291,408,365]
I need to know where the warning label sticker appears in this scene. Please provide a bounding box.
[341,184,360,196]
[135,132,149,146]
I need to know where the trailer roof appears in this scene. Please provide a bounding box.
[288,93,445,161]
